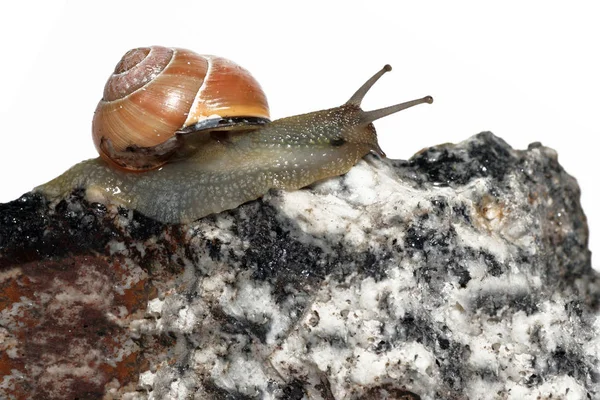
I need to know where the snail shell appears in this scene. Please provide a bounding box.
[92,46,270,170]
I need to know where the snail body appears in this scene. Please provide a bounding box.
[37,47,432,223]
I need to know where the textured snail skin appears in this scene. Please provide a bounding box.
[37,105,378,223]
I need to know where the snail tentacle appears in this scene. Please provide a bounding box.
[346,64,392,106]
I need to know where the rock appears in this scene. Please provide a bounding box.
[0,132,597,399]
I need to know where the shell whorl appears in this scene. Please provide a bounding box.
[102,47,175,101]
[183,55,270,125]
[92,46,270,170]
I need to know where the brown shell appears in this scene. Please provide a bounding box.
[92,46,270,170]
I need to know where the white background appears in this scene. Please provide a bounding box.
[1,1,597,269]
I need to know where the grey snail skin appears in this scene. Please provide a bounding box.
[36,46,433,224]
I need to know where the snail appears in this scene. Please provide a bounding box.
[37,46,433,224]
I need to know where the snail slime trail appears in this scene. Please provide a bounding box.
[36,47,433,223]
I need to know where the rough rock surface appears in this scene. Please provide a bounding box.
[0,132,597,400]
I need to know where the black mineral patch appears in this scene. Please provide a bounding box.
[395,314,468,394]
[398,132,517,187]
[481,250,505,277]
[405,225,430,251]
[212,307,270,344]
[549,348,594,384]
[280,380,306,400]
[466,132,514,180]
[363,384,422,400]
[206,237,223,261]
[454,267,472,288]
[396,314,445,350]
[0,190,178,269]
[407,147,465,185]
[202,380,257,400]
[0,191,117,266]
[129,210,166,241]
[329,248,394,281]
[430,197,448,212]
[452,203,472,224]
[473,291,539,316]
[231,202,327,300]
[0,193,47,256]
[373,339,392,354]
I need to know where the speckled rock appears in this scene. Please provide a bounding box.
[0,132,597,400]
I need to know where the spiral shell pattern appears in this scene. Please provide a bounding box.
[92,46,270,170]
